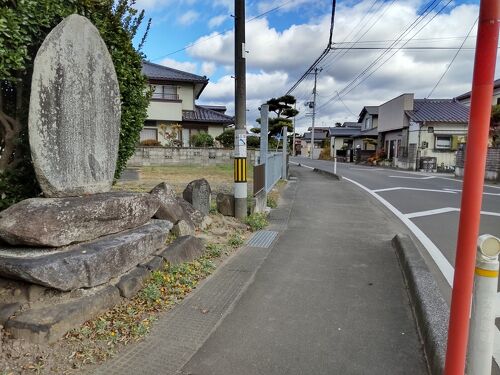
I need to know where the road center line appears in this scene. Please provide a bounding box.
[389,175,435,180]
[372,187,457,194]
[405,208,458,219]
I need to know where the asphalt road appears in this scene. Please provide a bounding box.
[291,156,500,368]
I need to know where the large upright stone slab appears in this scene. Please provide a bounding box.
[29,14,121,197]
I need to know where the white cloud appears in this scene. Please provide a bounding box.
[208,14,228,29]
[201,62,217,76]
[257,0,314,14]
[183,0,494,131]
[159,58,198,74]
[178,10,200,26]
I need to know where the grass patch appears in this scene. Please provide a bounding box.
[245,213,268,232]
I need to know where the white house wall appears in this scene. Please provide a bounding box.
[147,101,182,122]
[178,85,194,111]
[419,122,467,169]
[208,125,224,139]
[378,94,413,133]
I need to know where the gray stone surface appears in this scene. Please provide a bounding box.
[151,183,184,224]
[141,256,164,272]
[216,193,234,217]
[172,219,195,237]
[0,303,21,325]
[116,267,150,298]
[0,221,172,291]
[392,234,449,375]
[177,198,204,229]
[5,285,121,344]
[0,192,159,247]
[183,179,211,215]
[28,14,121,197]
[157,236,205,265]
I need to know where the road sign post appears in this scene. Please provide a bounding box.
[444,1,500,373]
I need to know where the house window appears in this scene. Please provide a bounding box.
[140,128,158,142]
[364,117,371,130]
[435,135,452,149]
[150,85,178,100]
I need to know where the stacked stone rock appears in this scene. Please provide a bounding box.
[0,15,208,344]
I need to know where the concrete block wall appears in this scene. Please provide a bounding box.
[455,148,500,181]
[128,146,259,167]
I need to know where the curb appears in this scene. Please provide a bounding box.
[312,168,341,180]
[392,234,449,375]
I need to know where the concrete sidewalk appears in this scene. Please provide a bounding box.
[181,166,427,374]
[95,165,428,375]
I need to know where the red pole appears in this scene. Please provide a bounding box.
[444,1,500,374]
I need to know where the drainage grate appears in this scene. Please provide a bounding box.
[247,230,278,248]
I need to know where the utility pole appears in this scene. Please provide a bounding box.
[310,67,321,160]
[444,0,500,373]
[292,102,296,156]
[233,0,247,220]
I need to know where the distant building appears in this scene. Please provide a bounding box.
[377,93,469,171]
[455,78,500,106]
[140,61,233,147]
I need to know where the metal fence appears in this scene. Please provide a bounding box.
[266,152,283,192]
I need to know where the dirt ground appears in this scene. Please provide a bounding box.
[114,164,254,195]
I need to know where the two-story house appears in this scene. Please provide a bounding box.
[352,106,378,151]
[140,61,233,147]
[378,93,469,171]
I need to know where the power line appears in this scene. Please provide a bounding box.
[427,17,478,98]
[316,0,452,114]
[284,0,337,95]
[332,35,478,44]
[150,0,297,61]
[331,46,478,50]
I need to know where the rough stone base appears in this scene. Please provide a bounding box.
[157,236,205,265]
[0,220,172,290]
[4,285,121,344]
[116,267,150,299]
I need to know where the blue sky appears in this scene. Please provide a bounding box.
[133,0,493,132]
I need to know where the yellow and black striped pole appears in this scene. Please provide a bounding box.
[234,157,247,183]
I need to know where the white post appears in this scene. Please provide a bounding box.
[260,105,269,191]
[282,125,287,180]
[466,234,500,375]
[334,156,337,175]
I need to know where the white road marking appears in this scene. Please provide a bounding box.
[373,187,457,194]
[443,188,500,197]
[343,177,455,286]
[389,175,435,180]
[405,207,500,218]
[406,208,458,219]
[342,176,500,366]
[349,167,384,171]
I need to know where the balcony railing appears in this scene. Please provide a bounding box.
[151,92,180,101]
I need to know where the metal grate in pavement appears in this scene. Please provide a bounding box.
[246,230,278,248]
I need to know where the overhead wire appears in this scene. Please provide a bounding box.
[427,17,478,98]
[284,0,337,95]
[150,0,298,61]
[316,0,451,114]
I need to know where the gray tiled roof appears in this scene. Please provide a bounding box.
[182,105,234,124]
[365,106,379,115]
[142,61,208,83]
[328,124,362,137]
[352,127,378,138]
[405,99,469,123]
[302,131,327,141]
